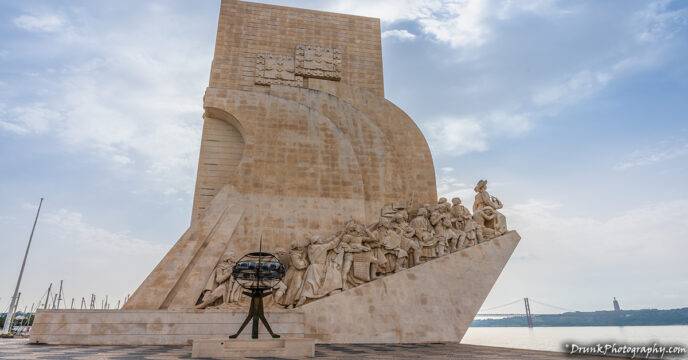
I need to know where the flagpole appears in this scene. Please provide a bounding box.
[2,198,43,335]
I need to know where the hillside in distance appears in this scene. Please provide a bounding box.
[472,308,688,327]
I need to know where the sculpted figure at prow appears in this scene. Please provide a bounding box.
[472,179,508,240]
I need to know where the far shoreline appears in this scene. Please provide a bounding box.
[472,308,688,327]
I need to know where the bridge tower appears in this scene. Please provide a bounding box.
[524,297,534,328]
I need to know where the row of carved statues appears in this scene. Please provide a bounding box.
[196,179,508,309]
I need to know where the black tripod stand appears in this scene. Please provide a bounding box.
[228,288,280,339]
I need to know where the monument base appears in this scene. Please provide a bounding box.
[192,338,315,359]
[29,310,304,345]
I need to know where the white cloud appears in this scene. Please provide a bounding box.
[382,29,417,41]
[326,0,490,48]
[43,209,164,256]
[505,198,688,267]
[403,0,674,170]
[436,167,473,202]
[13,14,66,33]
[417,0,684,159]
[0,105,62,135]
[531,1,685,110]
[425,117,488,155]
[418,0,490,47]
[633,0,688,43]
[489,198,688,310]
[531,50,664,110]
[343,1,685,161]
[423,111,531,158]
[112,154,133,166]
[496,0,573,20]
[34,208,167,302]
[532,69,612,108]
[614,138,688,170]
[328,0,571,48]
[325,0,441,23]
[2,7,210,195]
[487,112,532,137]
[0,215,17,223]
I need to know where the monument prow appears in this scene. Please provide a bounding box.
[301,231,521,343]
[29,232,518,345]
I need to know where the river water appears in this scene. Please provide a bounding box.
[462,326,688,353]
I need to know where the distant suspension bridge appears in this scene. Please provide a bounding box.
[476,298,576,327]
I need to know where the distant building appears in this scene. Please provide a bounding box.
[613,297,621,311]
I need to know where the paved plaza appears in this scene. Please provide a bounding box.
[0,339,607,359]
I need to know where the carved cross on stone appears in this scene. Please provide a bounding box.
[255,53,303,86]
[295,44,342,80]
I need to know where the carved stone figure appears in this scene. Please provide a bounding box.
[274,247,290,269]
[196,253,242,309]
[411,207,436,260]
[448,198,469,252]
[429,203,450,257]
[280,242,308,308]
[396,221,421,268]
[450,197,471,230]
[371,217,407,275]
[339,220,373,289]
[473,180,508,240]
[272,281,287,305]
[441,212,460,253]
[380,203,399,222]
[428,197,448,213]
[296,233,343,306]
[462,218,481,248]
[264,280,289,308]
[380,202,409,225]
[319,241,346,296]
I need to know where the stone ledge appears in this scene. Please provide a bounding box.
[29,310,305,345]
[191,338,315,359]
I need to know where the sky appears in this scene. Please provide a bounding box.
[1,0,687,315]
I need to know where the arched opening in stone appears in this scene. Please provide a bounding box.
[191,108,245,220]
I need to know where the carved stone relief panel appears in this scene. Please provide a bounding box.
[295,45,342,80]
[255,53,303,86]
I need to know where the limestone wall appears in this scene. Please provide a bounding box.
[209,0,384,96]
[189,1,436,259]
[30,310,304,346]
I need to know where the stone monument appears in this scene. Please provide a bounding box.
[30,0,520,346]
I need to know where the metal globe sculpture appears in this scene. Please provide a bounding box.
[232,252,286,291]
[228,250,285,340]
